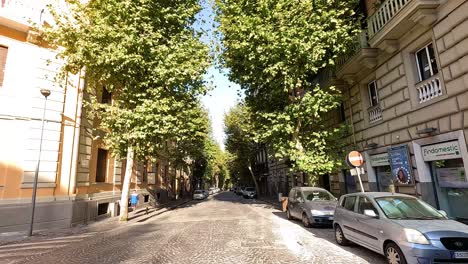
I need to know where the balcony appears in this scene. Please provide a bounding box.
[416,75,442,104]
[366,0,441,51]
[368,105,383,124]
[335,31,378,82]
[0,0,50,32]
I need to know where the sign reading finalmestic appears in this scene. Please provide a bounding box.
[422,141,462,161]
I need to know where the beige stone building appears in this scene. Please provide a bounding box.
[0,0,189,233]
[324,0,468,223]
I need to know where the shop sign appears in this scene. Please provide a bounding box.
[422,141,462,161]
[370,153,390,167]
[388,145,413,185]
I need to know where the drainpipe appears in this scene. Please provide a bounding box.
[68,70,84,197]
[347,85,357,147]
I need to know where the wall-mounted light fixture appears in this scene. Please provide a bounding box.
[416,127,438,135]
[365,142,379,149]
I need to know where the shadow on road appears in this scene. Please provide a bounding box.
[132,199,201,223]
[211,191,275,206]
[271,211,386,263]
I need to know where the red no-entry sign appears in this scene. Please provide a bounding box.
[347,151,364,167]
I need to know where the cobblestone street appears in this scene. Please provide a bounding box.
[1,192,386,264]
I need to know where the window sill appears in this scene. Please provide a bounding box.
[21,183,56,189]
[91,182,113,185]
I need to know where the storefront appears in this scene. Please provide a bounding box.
[413,131,468,223]
[368,152,393,192]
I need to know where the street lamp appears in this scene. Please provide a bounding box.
[28,88,51,237]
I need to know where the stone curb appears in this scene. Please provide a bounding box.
[257,197,281,210]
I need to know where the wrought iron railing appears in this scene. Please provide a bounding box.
[0,0,48,26]
[335,31,369,70]
[368,104,383,124]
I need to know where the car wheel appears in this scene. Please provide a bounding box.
[286,209,293,220]
[334,225,349,246]
[302,213,311,228]
[385,242,407,264]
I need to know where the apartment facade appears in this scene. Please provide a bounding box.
[0,1,188,232]
[325,0,468,222]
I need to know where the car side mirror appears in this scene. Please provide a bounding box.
[364,209,378,218]
[438,210,448,217]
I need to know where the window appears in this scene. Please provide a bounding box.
[96,148,108,182]
[295,190,303,202]
[288,189,296,201]
[97,203,109,216]
[0,46,8,87]
[303,190,336,201]
[357,196,378,215]
[101,86,112,104]
[339,102,346,122]
[376,196,445,220]
[343,196,357,211]
[368,81,378,107]
[415,43,438,82]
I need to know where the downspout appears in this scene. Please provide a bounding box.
[347,85,357,147]
[68,70,84,197]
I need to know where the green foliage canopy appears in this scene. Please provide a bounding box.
[216,0,360,181]
[44,0,212,160]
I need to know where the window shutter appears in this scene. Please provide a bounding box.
[0,46,8,87]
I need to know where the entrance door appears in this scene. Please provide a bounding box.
[343,170,356,193]
[431,158,468,223]
[320,174,331,191]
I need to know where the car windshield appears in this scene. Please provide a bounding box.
[303,190,335,201]
[194,190,202,194]
[375,196,446,220]
[245,187,255,191]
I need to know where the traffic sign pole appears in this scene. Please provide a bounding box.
[356,167,365,193]
[347,151,365,193]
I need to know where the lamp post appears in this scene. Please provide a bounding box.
[28,88,51,237]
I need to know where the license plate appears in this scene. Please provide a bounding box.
[453,252,468,259]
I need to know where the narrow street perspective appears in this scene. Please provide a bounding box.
[2,0,468,263]
[1,192,385,264]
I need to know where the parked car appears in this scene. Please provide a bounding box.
[209,187,215,194]
[202,190,209,198]
[193,190,205,200]
[333,192,468,264]
[243,187,257,199]
[286,187,337,227]
[236,187,244,195]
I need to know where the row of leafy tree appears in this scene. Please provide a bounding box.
[42,0,227,221]
[218,0,363,190]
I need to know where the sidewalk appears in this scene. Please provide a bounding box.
[0,198,193,247]
[257,195,281,210]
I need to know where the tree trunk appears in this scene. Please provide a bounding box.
[119,145,134,221]
[247,160,260,196]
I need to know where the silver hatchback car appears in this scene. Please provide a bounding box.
[286,187,337,227]
[333,192,468,264]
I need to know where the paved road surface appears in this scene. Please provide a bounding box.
[1,192,386,264]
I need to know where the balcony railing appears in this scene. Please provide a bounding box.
[368,105,383,124]
[367,0,411,39]
[417,75,442,104]
[0,0,49,27]
[335,31,369,70]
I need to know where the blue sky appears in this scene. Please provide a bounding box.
[195,0,241,150]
